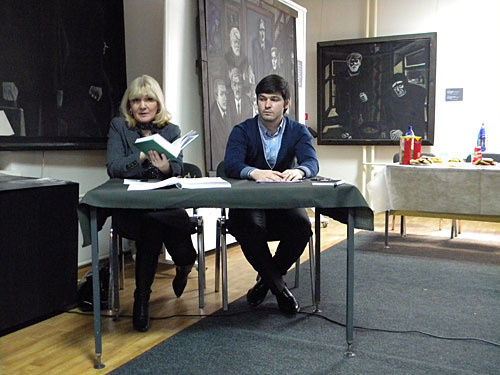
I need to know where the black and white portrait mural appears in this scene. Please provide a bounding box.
[198,0,298,172]
[316,33,436,146]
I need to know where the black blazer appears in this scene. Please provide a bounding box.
[106,117,183,179]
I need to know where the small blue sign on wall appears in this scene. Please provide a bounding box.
[446,88,463,101]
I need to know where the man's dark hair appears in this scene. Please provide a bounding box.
[255,74,290,102]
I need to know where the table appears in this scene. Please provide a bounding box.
[78,178,373,369]
[0,175,78,334]
[367,163,500,245]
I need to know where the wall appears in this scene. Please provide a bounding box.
[124,0,164,83]
[295,0,500,186]
[2,0,498,264]
[162,0,205,170]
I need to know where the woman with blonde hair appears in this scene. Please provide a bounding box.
[107,75,196,332]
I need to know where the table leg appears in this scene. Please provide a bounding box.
[345,208,355,356]
[384,211,390,248]
[313,209,321,313]
[401,216,407,237]
[90,208,105,369]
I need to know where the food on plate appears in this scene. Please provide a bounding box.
[409,155,440,165]
[473,157,497,166]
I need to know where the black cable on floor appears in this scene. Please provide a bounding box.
[64,308,500,348]
[297,309,500,348]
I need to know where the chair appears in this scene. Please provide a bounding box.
[108,162,206,319]
[181,162,206,303]
[214,161,315,311]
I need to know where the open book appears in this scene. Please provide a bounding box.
[125,177,231,191]
[134,130,199,159]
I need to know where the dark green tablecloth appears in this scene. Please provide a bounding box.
[78,178,373,246]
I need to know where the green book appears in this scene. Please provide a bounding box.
[134,130,199,159]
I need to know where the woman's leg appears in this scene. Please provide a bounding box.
[148,208,197,266]
[149,209,197,297]
[133,215,164,331]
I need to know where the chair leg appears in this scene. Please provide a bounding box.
[109,228,120,321]
[391,214,396,231]
[293,235,315,295]
[195,215,205,309]
[215,219,221,293]
[293,257,300,289]
[308,235,315,306]
[215,214,228,310]
[118,235,125,290]
[219,217,229,311]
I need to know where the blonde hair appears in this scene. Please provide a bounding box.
[120,75,172,128]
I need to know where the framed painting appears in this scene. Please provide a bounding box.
[198,0,298,172]
[317,32,437,145]
[0,0,127,150]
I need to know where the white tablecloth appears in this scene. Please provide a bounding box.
[367,163,500,216]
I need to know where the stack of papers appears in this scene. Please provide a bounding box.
[310,177,345,187]
[256,180,304,183]
[125,177,231,191]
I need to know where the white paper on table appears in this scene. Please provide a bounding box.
[126,177,231,191]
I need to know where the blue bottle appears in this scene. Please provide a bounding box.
[477,123,486,152]
[405,125,415,137]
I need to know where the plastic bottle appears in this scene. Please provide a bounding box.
[477,123,486,152]
[405,125,415,137]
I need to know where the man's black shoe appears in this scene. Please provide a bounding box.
[276,286,300,314]
[246,277,270,307]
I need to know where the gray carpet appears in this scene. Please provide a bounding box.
[111,231,500,375]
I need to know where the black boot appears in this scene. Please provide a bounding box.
[133,290,151,332]
[172,264,193,297]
